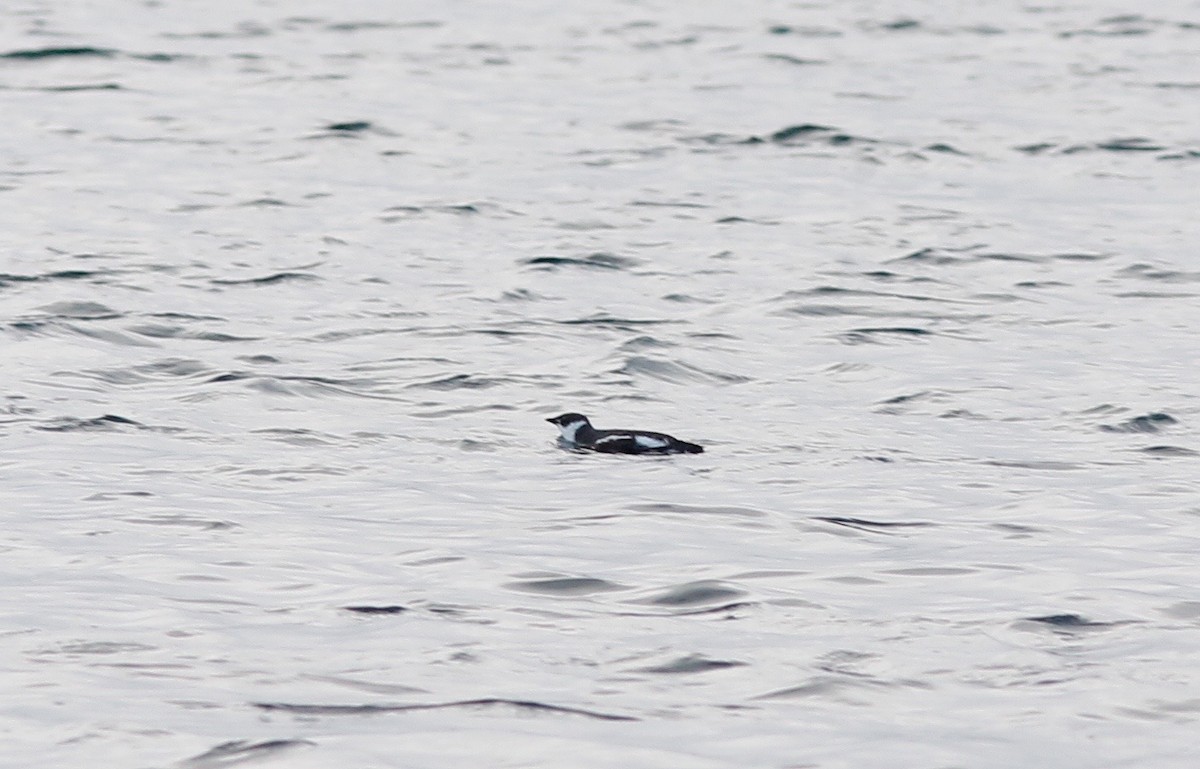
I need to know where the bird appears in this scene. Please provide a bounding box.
[546,413,703,455]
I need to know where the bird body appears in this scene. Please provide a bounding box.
[546,413,703,455]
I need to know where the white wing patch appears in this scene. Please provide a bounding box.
[591,433,671,451]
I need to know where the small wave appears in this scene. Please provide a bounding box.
[180,739,316,769]
[629,199,707,209]
[1058,15,1190,38]
[877,390,949,406]
[36,301,121,320]
[785,305,983,324]
[776,285,949,303]
[683,123,901,153]
[210,271,318,286]
[523,252,639,270]
[629,502,764,517]
[505,576,626,596]
[499,288,543,301]
[326,120,372,132]
[618,335,675,352]
[0,46,183,62]
[65,324,159,347]
[433,203,486,214]
[0,269,114,286]
[85,491,153,502]
[763,53,826,66]
[39,641,156,655]
[1016,137,1197,159]
[813,516,936,533]
[411,404,517,418]
[634,654,746,675]
[106,357,212,383]
[343,605,408,615]
[983,459,1085,470]
[1,46,115,59]
[558,315,676,329]
[755,676,892,701]
[1117,264,1200,283]
[35,414,144,432]
[206,372,390,398]
[254,698,636,721]
[884,566,978,576]
[207,372,250,383]
[1021,614,1128,631]
[149,312,226,322]
[869,18,922,31]
[325,20,443,32]
[1162,601,1200,620]
[763,123,882,147]
[678,132,759,147]
[1112,291,1199,299]
[1140,445,1198,457]
[1101,412,1177,433]
[127,324,261,342]
[379,202,512,221]
[161,23,271,40]
[252,428,342,447]
[123,515,236,530]
[36,83,122,92]
[923,142,970,156]
[6,317,162,348]
[837,327,934,344]
[766,24,842,37]
[682,122,971,160]
[939,409,985,419]
[406,373,506,390]
[891,246,1107,266]
[636,580,745,607]
[715,215,781,226]
[615,356,750,384]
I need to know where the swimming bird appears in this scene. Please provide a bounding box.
[546,413,703,455]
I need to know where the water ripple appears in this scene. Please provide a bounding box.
[614,356,750,384]
[523,253,640,270]
[180,740,316,769]
[636,580,746,607]
[210,271,319,286]
[1101,413,1178,433]
[505,576,627,596]
[255,699,637,721]
[634,654,747,675]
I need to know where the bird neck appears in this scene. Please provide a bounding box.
[562,421,593,443]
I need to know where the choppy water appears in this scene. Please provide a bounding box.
[3,1,1199,766]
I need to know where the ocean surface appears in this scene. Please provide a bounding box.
[2,1,1199,766]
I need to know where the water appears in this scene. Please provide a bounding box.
[2,1,1199,766]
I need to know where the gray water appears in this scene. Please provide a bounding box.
[2,1,1199,767]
